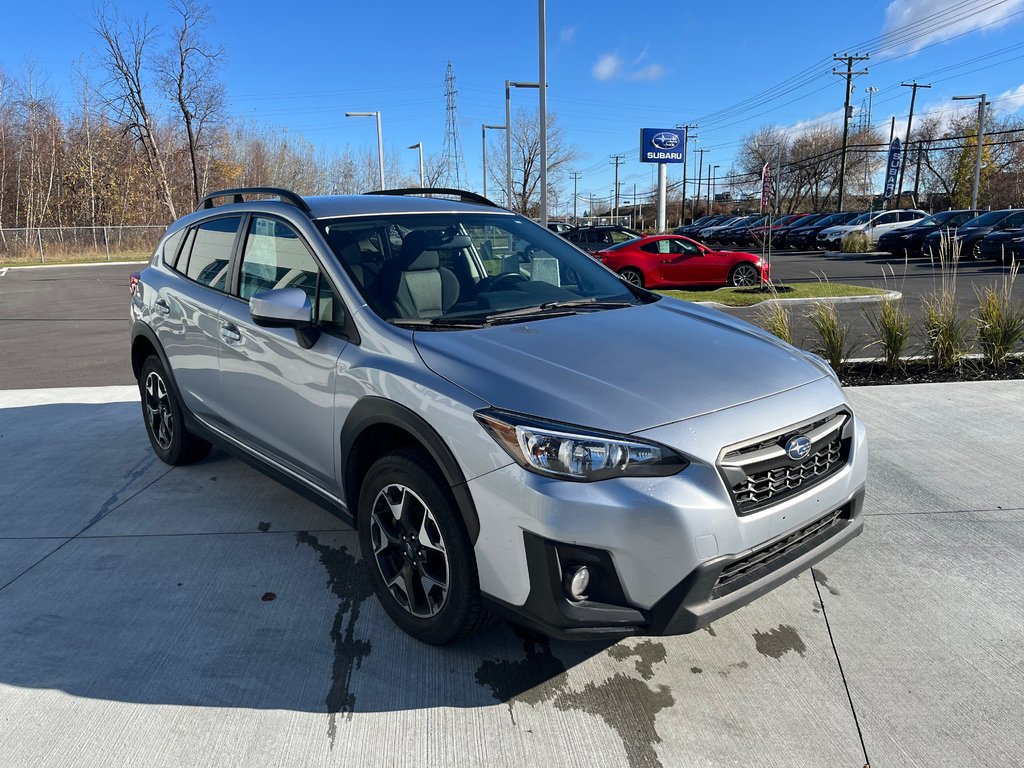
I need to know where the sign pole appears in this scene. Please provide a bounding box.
[657,164,667,233]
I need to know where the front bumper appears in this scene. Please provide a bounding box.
[486,489,865,640]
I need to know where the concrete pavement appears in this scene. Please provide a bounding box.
[1,382,1022,767]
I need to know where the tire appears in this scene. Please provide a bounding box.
[619,268,644,287]
[139,355,212,466]
[729,263,760,287]
[358,447,490,645]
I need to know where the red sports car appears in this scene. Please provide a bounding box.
[593,234,767,288]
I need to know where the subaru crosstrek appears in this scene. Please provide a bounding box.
[129,186,867,644]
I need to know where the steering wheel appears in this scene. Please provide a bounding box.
[479,272,529,291]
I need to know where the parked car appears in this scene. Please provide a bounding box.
[925,209,1019,259]
[547,221,574,235]
[772,213,828,249]
[713,214,767,245]
[674,215,727,238]
[564,225,642,253]
[876,209,983,258]
[817,209,926,249]
[735,214,808,248]
[593,234,767,288]
[977,209,1024,262]
[129,185,867,644]
[787,211,862,250]
[697,215,749,242]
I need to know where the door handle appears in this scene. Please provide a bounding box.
[154,298,170,316]
[219,322,242,344]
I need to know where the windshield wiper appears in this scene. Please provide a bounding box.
[388,317,487,329]
[538,298,636,310]
[483,299,636,325]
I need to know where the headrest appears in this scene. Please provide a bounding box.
[406,250,440,271]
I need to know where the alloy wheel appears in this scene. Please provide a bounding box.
[621,269,643,287]
[731,264,759,286]
[144,371,173,451]
[369,483,450,618]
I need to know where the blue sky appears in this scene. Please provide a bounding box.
[4,0,1024,212]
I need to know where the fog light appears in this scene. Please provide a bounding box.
[565,566,590,601]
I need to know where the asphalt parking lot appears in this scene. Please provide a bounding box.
[1,261,1023,767]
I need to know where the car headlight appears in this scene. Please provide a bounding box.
[476,409,688,481]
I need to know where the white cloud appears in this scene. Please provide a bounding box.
[998,83,1024,112]
[632,64,666,81]
[881,0,1024,55]
[592,53,623,81]
[559,26,576,43]
[592,51,667,82]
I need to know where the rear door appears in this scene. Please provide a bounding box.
[154,215,242,418]
[216,215,351,488]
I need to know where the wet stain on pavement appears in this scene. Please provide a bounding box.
[476,630,674,768]
[812,567,841,596]
[716,660,749,678]
[82,453,158,530]
[690,666,703,674]
[753,624,807,660]
[257,521,271,532]
[608,640,668,680]
[295,531,373,748]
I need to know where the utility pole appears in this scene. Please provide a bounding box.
[894,81,931,209]
[675,124,697,225]
[538,0,548,226]
[610,155,625,219]
[570,171,582,223]
[832,53,869,212]
[693,148,705,219]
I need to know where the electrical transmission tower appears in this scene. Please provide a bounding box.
[440,62,467,188]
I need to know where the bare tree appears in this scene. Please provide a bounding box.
[157,0,224,205]
[487,109,578,215]
[93,4,177,220]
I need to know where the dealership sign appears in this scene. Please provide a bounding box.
[640,128,686,163]
[883,138,902,199]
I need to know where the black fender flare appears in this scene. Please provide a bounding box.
[340,397,481,543]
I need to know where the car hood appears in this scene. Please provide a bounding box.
[413,298,827,434]
[821,225,857,236]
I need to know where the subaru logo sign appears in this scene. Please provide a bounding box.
[785,435,812,461]
[651,132,679,150]
[640,128,685,163]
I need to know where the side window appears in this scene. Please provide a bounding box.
[185,217,241,291]
[899,211,923,222]
[640,241,661,254]
[610,230,634,244]
[162,229,185,267]
[874,212,898,225]
[172,228,197,272]
[240,216,346,332]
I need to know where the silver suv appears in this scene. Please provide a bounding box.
[129,187,867,644]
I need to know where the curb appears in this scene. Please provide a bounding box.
[1,260,149,271]
[694,289,901,309]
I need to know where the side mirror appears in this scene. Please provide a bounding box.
[249,287,319,349]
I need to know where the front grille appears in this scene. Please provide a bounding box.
[719,411,851,515]
[712,505,850,598]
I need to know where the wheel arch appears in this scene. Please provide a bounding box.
[340,397,481,543]
[131,322,174,385]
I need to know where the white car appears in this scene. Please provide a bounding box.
[817,209,927,249]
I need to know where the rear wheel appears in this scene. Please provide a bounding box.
[729,263,760,287]
[358,447,490,644]
[619,268,644,287]
[139,355,211,465]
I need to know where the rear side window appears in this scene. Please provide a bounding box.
[162,229,185,266]
[184,217,241,291]
[899,211,924,222]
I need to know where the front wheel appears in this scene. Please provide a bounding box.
[619,268,644,287]
[729,263,760,287]
[357,447,490,644]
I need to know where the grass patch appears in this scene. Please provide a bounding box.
[0,251,151,267]
[658,282,887,307]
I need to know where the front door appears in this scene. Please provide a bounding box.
[217,215,350,489]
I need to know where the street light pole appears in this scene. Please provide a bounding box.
[538,0,548,226]
[345,111,385,189]
[675,124,696,225]
[481,124,506,200]
[952,94,988,210]
[505,80,540,211]
[408,143,424,187]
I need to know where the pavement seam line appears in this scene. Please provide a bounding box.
[0,465,175,593]
[864,506,1024,518]
[0,528,353,541]
[813,569,871,768]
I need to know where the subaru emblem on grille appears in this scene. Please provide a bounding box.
[785,435,812,461]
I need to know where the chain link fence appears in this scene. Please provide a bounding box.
[0,226,166,265]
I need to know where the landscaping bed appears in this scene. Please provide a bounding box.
[659,283,888,307]
[839,357,1024,386]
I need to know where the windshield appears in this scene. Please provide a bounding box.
[961,210,1012,228]
[319,212,641,327]
[917,211,961,227]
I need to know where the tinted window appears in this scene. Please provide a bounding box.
[610,229,637,244]
[873,212,899,225]
[1000,211,1024,228]
[962,210,1013,227]
[899,211,924,222]
[186,217,240,290]
[162,229,185,266]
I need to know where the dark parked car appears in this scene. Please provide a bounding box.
[923,209,1019,259]
[787,211,862,250]
[773,213,828,249]
[564,225,642,253]
[876,209,983,258]
[735,213,808,248]
[547,221,574,234]
[674,215,726,238]
[977,210,1024,263]
[713,214,768,245]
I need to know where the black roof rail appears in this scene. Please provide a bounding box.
[197,187,312,215]
[365,187,500,208]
